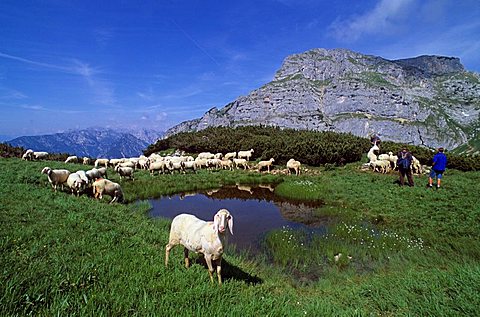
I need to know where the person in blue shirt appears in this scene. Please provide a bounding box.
[428,147,447,189]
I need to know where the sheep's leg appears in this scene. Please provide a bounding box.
[183,247,190,268]
[216,258,222,285]
[205,254,215,284]
[165,243,173,267]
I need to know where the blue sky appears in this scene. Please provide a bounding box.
[1,0,479,140]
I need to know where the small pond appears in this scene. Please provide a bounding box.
[148,184,330,253]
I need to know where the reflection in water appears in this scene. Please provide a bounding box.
[149,185,328,253]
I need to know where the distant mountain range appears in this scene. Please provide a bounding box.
[6,128,164,159]
[166,48,480,152]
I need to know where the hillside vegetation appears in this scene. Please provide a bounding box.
[1,156,479,316]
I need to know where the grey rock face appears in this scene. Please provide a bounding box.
[166,48,480,150]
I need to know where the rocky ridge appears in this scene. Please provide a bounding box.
[166,48,480,150]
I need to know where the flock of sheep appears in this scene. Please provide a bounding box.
[366,144,422,174]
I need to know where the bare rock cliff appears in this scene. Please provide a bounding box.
[166,48,480,150]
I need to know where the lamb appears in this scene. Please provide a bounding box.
[65,156,78,164]
[233,158,250,170]
[114,166,135,180]
[165,208,234,285]
[237,149,254,161]
[286,158,301,176]
[66,172,86,196]
[223,152,236,160]
[94,158,109,168]
[257,158,275,173]
[92,178,124,203]
[41,167,71,192]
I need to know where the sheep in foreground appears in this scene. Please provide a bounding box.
[65,156,78,164]
[286,158,301,176]
[237,149,254,161]
[165,208,234,285]
[41,167,71,192]
[257,158,275,173]
[66,173,86,196]
[114,166,135,180]
[92,178,123,203]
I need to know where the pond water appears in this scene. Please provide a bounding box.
[148,184,329,253]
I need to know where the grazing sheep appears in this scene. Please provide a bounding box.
[82,157,91,165]
[116,161,135,169]
[114,166,135,180]
[286,158,301,176]
[109,158,125,167]
[97,167,108,179]
[206,158,222,170]
[65,156,78,164]
[166,160,184,174]
[194,158,209,170]
[94,158,109,168]
[181,161,197,173]
[233,158,250,170]
[219,159,233,171]
[66,173,86,196]
[378,152,398,170]
[237,149,254,161]
[149,161,166,175]
[75,170,89,184]
[41,167,70,192]
[370,159,390,174]
[92,178,124,203]
[22,149,34,161]
[86,168,102,182]
[33,151,49,160]
[165,209,234,285]
[257,158,275,173]
[224,152,236,160]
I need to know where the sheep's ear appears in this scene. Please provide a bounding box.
[213,214,220,232]
[228,215,234,235]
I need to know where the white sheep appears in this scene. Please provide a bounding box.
[165,209,234,285]
[22,149,34,160]
[206,158,222,170]
[149,161,166,175]
[257,158,275,173]
[82,157,91,165]
[233,158,250,170]
[197,152,215,160]
[114,166,135,180]
[181,161,197,173]
[237,149,254,161]
[66,172,86,196]
[65,156,78,164]
[33,151,49,160]
[94,158,109,168]
[85,168,102,182]
[367,144,379,163]
[92,178,124,203]
[194,158,209,170]
[378,151,397,170]
[219,159,233,171]
[96,167,108,179]
[286,158,301,176]
[41,167,71,192]
[224,152,236,160]
[370,159,390,174]
[412,156,422,174]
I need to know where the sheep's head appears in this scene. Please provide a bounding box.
[41,167,51,175]
[214,209,233,235]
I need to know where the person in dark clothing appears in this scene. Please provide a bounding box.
[397,147,414,186]
[428,147,447,189]
[370,134,381,146]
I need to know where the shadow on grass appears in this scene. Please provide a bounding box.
[194,257,263,285]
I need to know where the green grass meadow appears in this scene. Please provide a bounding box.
[1,158,479,316]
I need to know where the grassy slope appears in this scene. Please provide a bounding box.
[1,158,479,316]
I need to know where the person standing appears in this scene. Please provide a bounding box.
[428,147,447,189]
[397,147,414,187]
